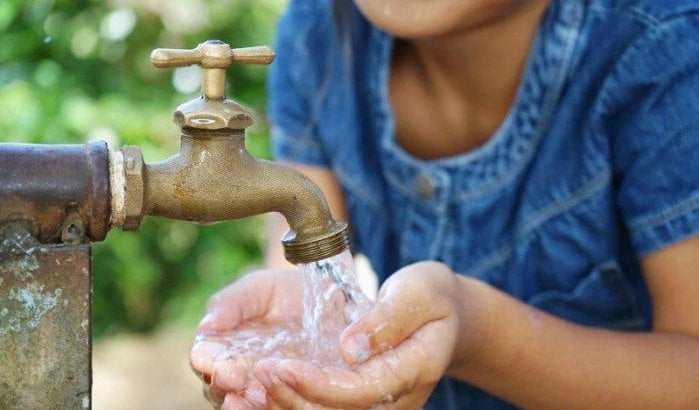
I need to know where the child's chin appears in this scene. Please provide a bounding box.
[352,0,498,39]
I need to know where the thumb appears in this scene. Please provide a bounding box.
[340,275,439,365]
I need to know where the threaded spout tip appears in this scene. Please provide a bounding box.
[282,221,350,264]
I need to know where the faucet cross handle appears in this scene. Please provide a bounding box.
[150,40,275,99]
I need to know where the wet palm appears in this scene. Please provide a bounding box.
[190,268,305,407]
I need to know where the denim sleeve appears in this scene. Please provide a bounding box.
[267,0,330,167]
[608,14,699,256]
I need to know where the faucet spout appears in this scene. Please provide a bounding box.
[117,128,348,264]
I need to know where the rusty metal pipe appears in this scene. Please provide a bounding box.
[0,141,111,244]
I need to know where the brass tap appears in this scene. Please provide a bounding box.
[110,40,349,264]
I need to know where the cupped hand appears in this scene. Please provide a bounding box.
[253,261,463,409]
[190,268,303,408]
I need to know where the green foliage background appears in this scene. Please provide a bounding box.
[0,0,285,336]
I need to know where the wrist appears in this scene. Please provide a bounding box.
[447,275,498,374]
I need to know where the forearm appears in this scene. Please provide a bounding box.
[450,276,699,409]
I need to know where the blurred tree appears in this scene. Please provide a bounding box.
[0,0,285,336]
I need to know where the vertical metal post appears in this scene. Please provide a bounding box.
[0,225,92,409]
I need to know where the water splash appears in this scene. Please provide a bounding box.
[196,249,373,370]
[299,249,372,365]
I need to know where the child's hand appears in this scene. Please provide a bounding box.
[253,261,463,409]
[190,268,303,408]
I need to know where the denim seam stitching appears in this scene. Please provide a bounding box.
[429,176,451,259]
[399,203,416,264]
[590,4,699,27]
[528,260,619,305]
[383,170,411,197]
[517,169,611,235]
[471,246,512,280]
[528,259,644,328]
[587,4,659,26]
[334,167,389,218]
[398,183,451,262]
[469,169,610,278]
[284,11,320,140]
[442,227,455,268]
[294,11,334,143]
[628,192,699,234]
[272,126,326,150]
[596,12,699,114]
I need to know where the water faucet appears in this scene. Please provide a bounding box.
[109,40,349,264]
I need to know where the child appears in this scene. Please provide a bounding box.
[192,0,699,408]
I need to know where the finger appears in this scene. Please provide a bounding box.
[222,393,254,410]
[212,355,250,392]
[258,359,402,408]
[389,387,435,410]
[198,269,296,333]
[267,381,329,410]
[268,319,454,408]
[254,360,334,410]
[340,263,453,364]
[203,383,227,408]
[190,340,228,375]
[243,375,268,408]
[267,380,311,410]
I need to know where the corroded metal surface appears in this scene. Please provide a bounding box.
[0,225,91,409]
[0,141,111,243]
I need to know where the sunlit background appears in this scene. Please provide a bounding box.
[1,0,286,407]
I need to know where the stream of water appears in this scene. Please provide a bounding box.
[299,249,373,365]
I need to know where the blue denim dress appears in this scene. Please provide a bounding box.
[268,0,699,408]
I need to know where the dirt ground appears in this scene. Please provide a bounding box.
[93,328,211,410]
